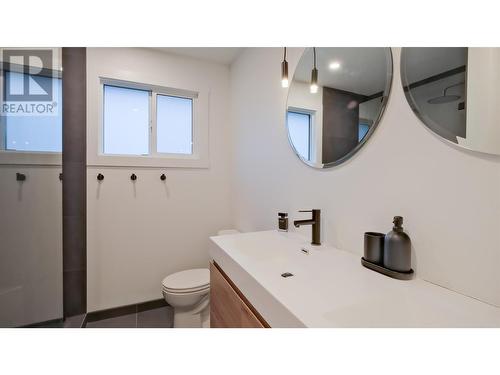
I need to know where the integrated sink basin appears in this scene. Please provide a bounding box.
[209,230,500,328]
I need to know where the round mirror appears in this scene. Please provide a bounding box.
[286,47,393,168]
[401,47,500,155]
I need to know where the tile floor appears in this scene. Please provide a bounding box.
[85,306,174,328]
[24,300,174,328]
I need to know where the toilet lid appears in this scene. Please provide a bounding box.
[162,268,209,291]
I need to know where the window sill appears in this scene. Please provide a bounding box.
[87,154,209,168]
[0,151,62,166]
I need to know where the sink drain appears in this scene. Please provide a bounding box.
[281,272,294,278]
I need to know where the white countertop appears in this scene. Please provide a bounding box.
[209,230,500,328]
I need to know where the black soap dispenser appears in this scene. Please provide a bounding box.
[383,216,411,272]
[278,212,288,232]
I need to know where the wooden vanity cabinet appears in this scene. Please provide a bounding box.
[210,262,269,328]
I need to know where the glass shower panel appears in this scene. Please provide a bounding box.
[0,47,63,327]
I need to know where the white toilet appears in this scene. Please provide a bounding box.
[162,268,210,328]
[162,230,239,328]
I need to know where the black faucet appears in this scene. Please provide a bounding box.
[293,209,321,245]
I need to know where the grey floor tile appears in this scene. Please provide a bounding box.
[85,313,137,328]
[137,306,173,328]
[63,314,86,328]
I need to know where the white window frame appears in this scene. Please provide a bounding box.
[88,77,209,168]
[0,65,62,166]
[358,119,372,142]
[287,107,315,162]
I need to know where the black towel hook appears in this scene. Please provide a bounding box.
[160,173,166,181]
[97,173,104,181]
[16,172,26,181]
[130,173,137,181]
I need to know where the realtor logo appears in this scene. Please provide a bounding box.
[1,48,59,116]
[2,49,53,101]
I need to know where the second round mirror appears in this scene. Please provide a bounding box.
[401,47,500,155]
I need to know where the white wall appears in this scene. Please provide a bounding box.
[0,165,62,326]
[86,48,232,311]
[229,47,500,307]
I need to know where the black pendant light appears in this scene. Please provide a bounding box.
[281,47,289,88]
[310,47,318,93]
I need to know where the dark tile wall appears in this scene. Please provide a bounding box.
[322,86,362,163]
[62,48,87,317]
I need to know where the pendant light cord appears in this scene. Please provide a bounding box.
[313,47,316,69]
[283,47,287,61]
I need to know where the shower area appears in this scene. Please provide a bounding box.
[401,47,467,144]
[0,47,86,327]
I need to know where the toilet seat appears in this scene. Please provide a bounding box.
[162,284,210,295]
[162,283,210,294]
[162,268,209,293]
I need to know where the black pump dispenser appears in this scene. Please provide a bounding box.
[393,216,403,230]
[383,216,412,272]
[278,212,288,232]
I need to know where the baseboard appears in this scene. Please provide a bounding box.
[19,317,64,328]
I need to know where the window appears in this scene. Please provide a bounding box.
[103,85,150,155]
[287,111,311,161]
[358,123,370,142]
[156,95,193,155]
[3,71,62,153]
[101,80,196,159]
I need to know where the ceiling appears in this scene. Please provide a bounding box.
[292,48,391,96]
[153,47,244,65]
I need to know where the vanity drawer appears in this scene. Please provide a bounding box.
[210,262,269,328]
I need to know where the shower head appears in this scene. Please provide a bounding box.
[427,82,464,105]
[427,94,461,104]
